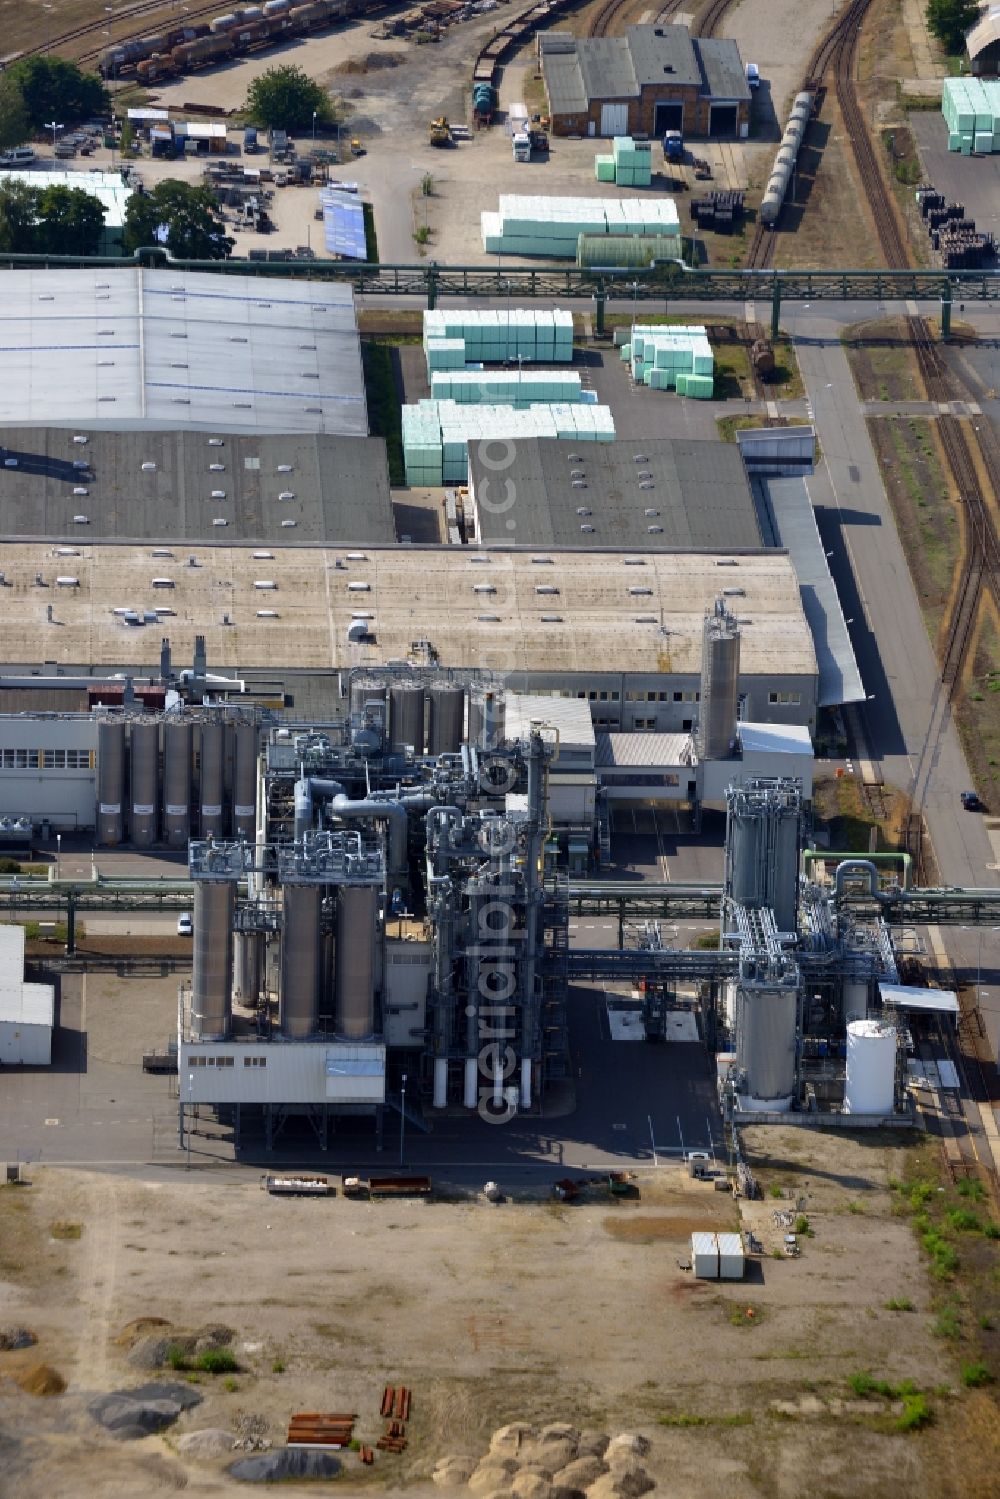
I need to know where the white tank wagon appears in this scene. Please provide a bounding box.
[760,92,816,227]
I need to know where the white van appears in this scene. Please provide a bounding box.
[1,147,36,166]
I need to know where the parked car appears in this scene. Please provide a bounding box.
[177,912,193,936]
[961,790,983,811]
[745,62,760,89]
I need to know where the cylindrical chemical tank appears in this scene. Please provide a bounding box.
[843,978,869,1022]
[736,984,797,1107]
[129,719,159,847]
[727,803,762,908]
[96,719,126,845]
[468,685,504,748]
[771,804,800,934]
[427,684,465,755]
[281,885,322,1039]
[390,682,425,753]
[350,675,387,723]
[191,881,234,1040]
[844,1019,896,1114]
[235,929,263,1009]
[162,719,192,848]
[699,599,740,760]
[232,720,258,840]
[334,885,377,1038]
[199,719,225,837]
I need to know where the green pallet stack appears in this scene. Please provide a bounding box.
[611,136,652,188]
[482,193,680,257]
[628,324,714,397]
[942,76,1000,153]
[430,369,584,407]
[595,154,616,182]
[402,398,615,486]
[423,309,574,378]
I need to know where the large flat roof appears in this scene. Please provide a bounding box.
[0,268,367,436]
[542,25,750,112]
[0,428,393,545]
[0,545,817,679]
[468,437,761,549]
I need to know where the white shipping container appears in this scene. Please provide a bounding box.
[691,1231,719,1280]
[717,1232,745,1280]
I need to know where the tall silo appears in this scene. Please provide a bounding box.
[191,881,234,1041]
[468,685,504,748]
[199,718,225,838]
[770,794,801,934]
[350,675,387,724]
[698,598,741,760]
[427,684,465,755]
[232,720,258,841]
[96,719,126,846]
[389,682,426,754]
[726,788,763,909]
[281,884,322,1039]
[129,719,159,847]
[844,1019,896,1114]
[162,719,192,849]
[736,983,797,1108]
[334,885,377,1039]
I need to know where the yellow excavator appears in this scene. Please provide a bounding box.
[429,116,451,147]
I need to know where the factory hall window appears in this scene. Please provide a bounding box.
[672,691,699,703]
[244,1056,267,1068]
[768,691,802,705]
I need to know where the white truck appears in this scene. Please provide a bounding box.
[512,132,531,163]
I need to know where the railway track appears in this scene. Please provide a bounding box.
[690,0,732,39]
[22,0,222,65]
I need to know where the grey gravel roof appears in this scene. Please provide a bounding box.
[627,25,701,89]
[541,24,750,114]
[696,36,753,103]
[468,437,762,550]
[0,427,393,545]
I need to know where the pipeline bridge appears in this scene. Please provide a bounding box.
[0,250,991,337]
[5,875,1000,953]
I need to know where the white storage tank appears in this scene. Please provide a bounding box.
[717,1232,745,1280]
[844,1018,896,1115]
[691,1231,719,1280]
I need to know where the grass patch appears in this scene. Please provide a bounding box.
[947,1209,984,1234]
[886,1297,915,1312]
[692,931,720,950]
[223,1376,239,1393]
[271,1358,285,1374]
[794,1215,814,1239]
[957,1179,987,1203]
[659,1411,752,1427]
[361,341,403,485]
[896,1392,932,1431]
[726,1302,764,1328]
[934,1304,963,1340]
[962,1361,993,1387]
[197,1349,238,1375]
[49,1221,82,1240]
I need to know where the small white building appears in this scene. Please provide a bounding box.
[0,925,54,1066]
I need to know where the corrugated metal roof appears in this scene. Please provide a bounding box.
[0,924,23,986]
[0,979,54,1029]
[469,437,761,550]
[879,983,960,1016]
[595,732,692,767]
[738,721,812,755]
[543,26,750,112]
[505,692,595,747]
[0,268,367,437]
[752,475,864,706]
[628,24,700,88]
[579,36,640,99]
[543,51,589,115]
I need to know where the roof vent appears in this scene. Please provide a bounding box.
[304,407,323,414]
[256,609,279,618]
[567,452,582,462]
[478,614,500,622]
[170,332,187,339]
[253,551,274,560]
[530,555,553,564]
[644,508,659,517]
[571,479,587,489]
[278,490,295,501]
[629,586,653,596]
[664,64,674,73]
[208,438,224,447]
[280,518,297,527]
[73,486,88,496]
[580,523,595,533]
[212,518,228,526]
[570,469,586,479]
[715,558,739,566]
[540,614,562,622]
[473,583,496,594]
[73,435,88,445]
[171,398,190,405]
[469,554,491,564]
[633,453,649,462]
[647,525,663,534]
[233,402,252,409]
[209,463,225,472]
[576,506,591,516]
[347,581,370,592]
[624,557,646,565]
[73,514,89,524]
[535,585,559,595]
[229,336,248,343]
[639,480,655,490]
[277,464,293,473]
[635,614,657,623]
[722,586,746,596]
[346,552,367,561]
[170,362,188,369]
[211,489,226,499]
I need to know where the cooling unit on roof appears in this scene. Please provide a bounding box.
[253,551,273,560]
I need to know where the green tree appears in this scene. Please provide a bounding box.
[244,64,333,132]
[123,180,232,260]
[0,181,42,253]
[35,184,106,255]
[7,55,107,130]
[0,73,29,152]
[925,0,980,54]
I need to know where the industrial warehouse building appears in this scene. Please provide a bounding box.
[0,269,368,437]
[539,24,752,139]
[0,428,393,545]
[466,436,762,549]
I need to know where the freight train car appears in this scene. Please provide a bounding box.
[99,0,354,80]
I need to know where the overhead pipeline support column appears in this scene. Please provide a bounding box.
[940,281,952,338]
[771,276,781,341]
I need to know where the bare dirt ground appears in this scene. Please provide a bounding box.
[0,1127,994,1498]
